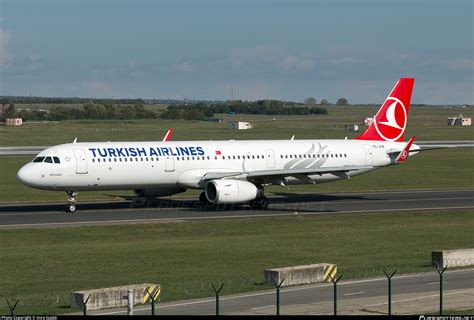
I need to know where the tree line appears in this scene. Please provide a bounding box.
[2,99,328,122]
[160,100,328,120]
[8,103,157,121]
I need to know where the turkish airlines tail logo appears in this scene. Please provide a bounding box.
[356,78,415,142]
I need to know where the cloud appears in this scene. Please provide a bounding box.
[230,45,280,66]
[230,45,315,72]
[171,60,197,73]
[29,53,42,62]
[447,58,474,71]
[328,57,360,65]
[0,29,14,69]
[279,55,315,71]
[81,80,115,98]
[232,80,279,100]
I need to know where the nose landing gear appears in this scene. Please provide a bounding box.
[66,191,78,212]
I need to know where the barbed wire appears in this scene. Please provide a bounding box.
[433,257,474,268]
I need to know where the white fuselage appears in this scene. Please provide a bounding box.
[17,139,417,192]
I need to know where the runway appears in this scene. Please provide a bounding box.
[0,189,472,229]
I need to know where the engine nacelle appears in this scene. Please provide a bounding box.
[205,180,262,204]
[134,187,185,198]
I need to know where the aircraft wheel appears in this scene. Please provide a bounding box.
[65,204,76,213]
[250,197,269,210]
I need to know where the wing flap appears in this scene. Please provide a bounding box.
[200,165,373,183]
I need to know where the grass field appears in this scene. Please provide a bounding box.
[0,209,472,315]
[0,106,473,147]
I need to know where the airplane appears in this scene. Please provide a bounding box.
[18,78,423,213]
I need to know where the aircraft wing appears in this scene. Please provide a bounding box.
[201,165,373,185]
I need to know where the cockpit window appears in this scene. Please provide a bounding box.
[44,157,53,163]
[33,157,45,163]
[53,156,60,164]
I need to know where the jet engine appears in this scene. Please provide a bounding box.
[205,180,263,203]
[134,187,186,198]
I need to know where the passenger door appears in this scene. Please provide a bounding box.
[73,148,88,174]
[265,149,275,169]
[165,155,175,172]
[362,145,373,166]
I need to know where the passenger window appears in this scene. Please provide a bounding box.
[92,158,95,163]
[53,156,60,163]
[33,157,45,163]
[44,157,53,163]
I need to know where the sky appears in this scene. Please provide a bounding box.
[0,0,472,104]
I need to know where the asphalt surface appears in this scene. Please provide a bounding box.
[0,141,473,156]
[0,189,472,229]
[89,269,474,315]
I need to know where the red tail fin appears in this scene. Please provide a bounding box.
[356,78,415,142]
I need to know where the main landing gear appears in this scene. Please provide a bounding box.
[250,196,269,210]
[65,191,78,213]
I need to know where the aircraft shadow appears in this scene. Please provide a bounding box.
[0,192,377,214]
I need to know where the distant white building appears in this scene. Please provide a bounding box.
[345,124,359,131]
[364,117,373,125]
[5,118,23,126]
[228,121,253,130]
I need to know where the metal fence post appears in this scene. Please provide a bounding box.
[434,264,447,316]
[81,295,91,316]
[127,289,134,316]
[146,287,160,316]
[6,299,19,316]
[211,282,224,316]
[383,269,397,316]
[273,279,285,316]
[330,275,343,316]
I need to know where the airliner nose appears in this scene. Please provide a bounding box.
[17,164,35,187]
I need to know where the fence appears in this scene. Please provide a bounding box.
[3,264,471,316]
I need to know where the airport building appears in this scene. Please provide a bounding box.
[228,121,253,130]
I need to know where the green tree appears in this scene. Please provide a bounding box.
[304,97,317,105]
[336,98,348,106]
[160,109,183,120]
[320,99,330,105]
[5,103,17,118]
